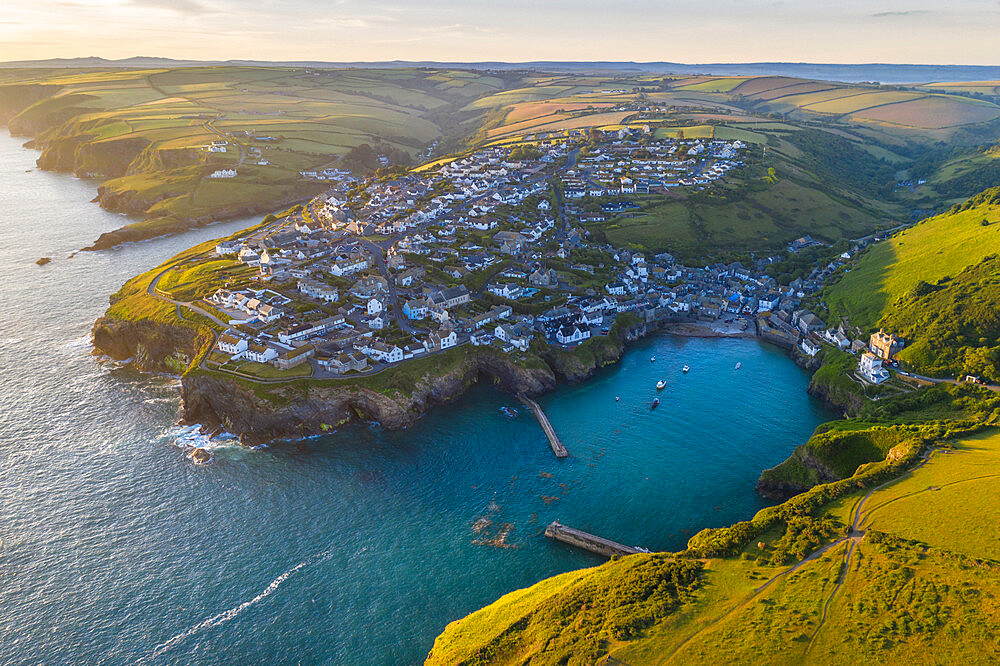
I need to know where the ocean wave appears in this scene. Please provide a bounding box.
[149,546,335,659]
[163,424,239,453]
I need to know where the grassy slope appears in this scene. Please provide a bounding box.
[427,425,1000,665]
[0,66,511,245]
[823,187,1000,378]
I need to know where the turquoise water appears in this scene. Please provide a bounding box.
[0,131,834,664]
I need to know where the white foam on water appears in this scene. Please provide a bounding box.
[163,424,240,453]
[149,546,334,659]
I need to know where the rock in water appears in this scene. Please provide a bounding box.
[186,447,213,465]
[36,257,51,266]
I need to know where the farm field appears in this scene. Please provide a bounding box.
[849,95,1000,128]
[0,66,513,248]
[916,80,1000,95]
[486,110,634,139]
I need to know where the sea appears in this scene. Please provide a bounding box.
[0,131,834,664]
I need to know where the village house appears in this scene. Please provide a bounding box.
[403,298,429,320]
[273,344,315,370]
[869,329,904,361]
[556,324,591,345]
[859,351,890,384]
[244,343,278,364]
[216,333,248,356]
[298,279,339,303]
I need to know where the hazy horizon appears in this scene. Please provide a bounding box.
[3,0,999,66]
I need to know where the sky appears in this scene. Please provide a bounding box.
[1,0,999,64]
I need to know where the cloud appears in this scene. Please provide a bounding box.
[128,0,209,14]
[870,10,931,17]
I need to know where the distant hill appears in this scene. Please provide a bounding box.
[3,57,1000,84]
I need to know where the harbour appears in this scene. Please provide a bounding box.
[0,133,835,664]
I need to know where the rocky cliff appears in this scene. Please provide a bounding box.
[180,350,557,444]
[92,316,211,374]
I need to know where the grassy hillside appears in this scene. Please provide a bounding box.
[0,66,517,248]
[6,68,999,252]
[587,130,897,261]
[823,187,1000,379]
[427,422,1000,665]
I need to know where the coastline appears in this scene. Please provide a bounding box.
[2,124,318,251]
[94,305,786,446]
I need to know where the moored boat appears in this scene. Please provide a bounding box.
[735,362,742,370]
[500,406,518,418]
[682,365,690,373]
[650,356,656,362]
[651,398,660,409]
[656,380,666,390]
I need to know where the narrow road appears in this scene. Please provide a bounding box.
[205,116,246,167]
[148,267,229,327]
[357,238,411,333]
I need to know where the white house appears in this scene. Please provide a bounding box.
[256,304,284,323]
[361,341,404,364]
[858,352,890,384]
[209,169,238,179]
[556,325,591,345]
[800,338,821,357]
[215,241,241,256]
[495,324,530,352]
[216,333,248,356]
[298,279,338,303]
[238,247,260,266]
[244,343,278,364]
[367,297,385,316]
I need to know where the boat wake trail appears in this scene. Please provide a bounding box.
[149,547,334,659]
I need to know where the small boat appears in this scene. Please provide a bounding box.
[656,380,666,390]
[500,406,518,418]
[615,396,620,402]
[682,365,690,373]
[651,398,660,409]
[735,362,742,370]
[650,356,656,362]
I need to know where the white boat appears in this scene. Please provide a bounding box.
[682,365,690,373]
[650,356,656,362]
[615,396,620,402]
[735,362,742,370]
[656,380,666,390]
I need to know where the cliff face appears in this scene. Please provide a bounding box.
[806,377,865,416]
[92,316,208,374]
[541,318,651,383]
[756,448,840,501]
[180,350,557,444]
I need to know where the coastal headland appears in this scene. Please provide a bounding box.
[67,63,1000,663]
